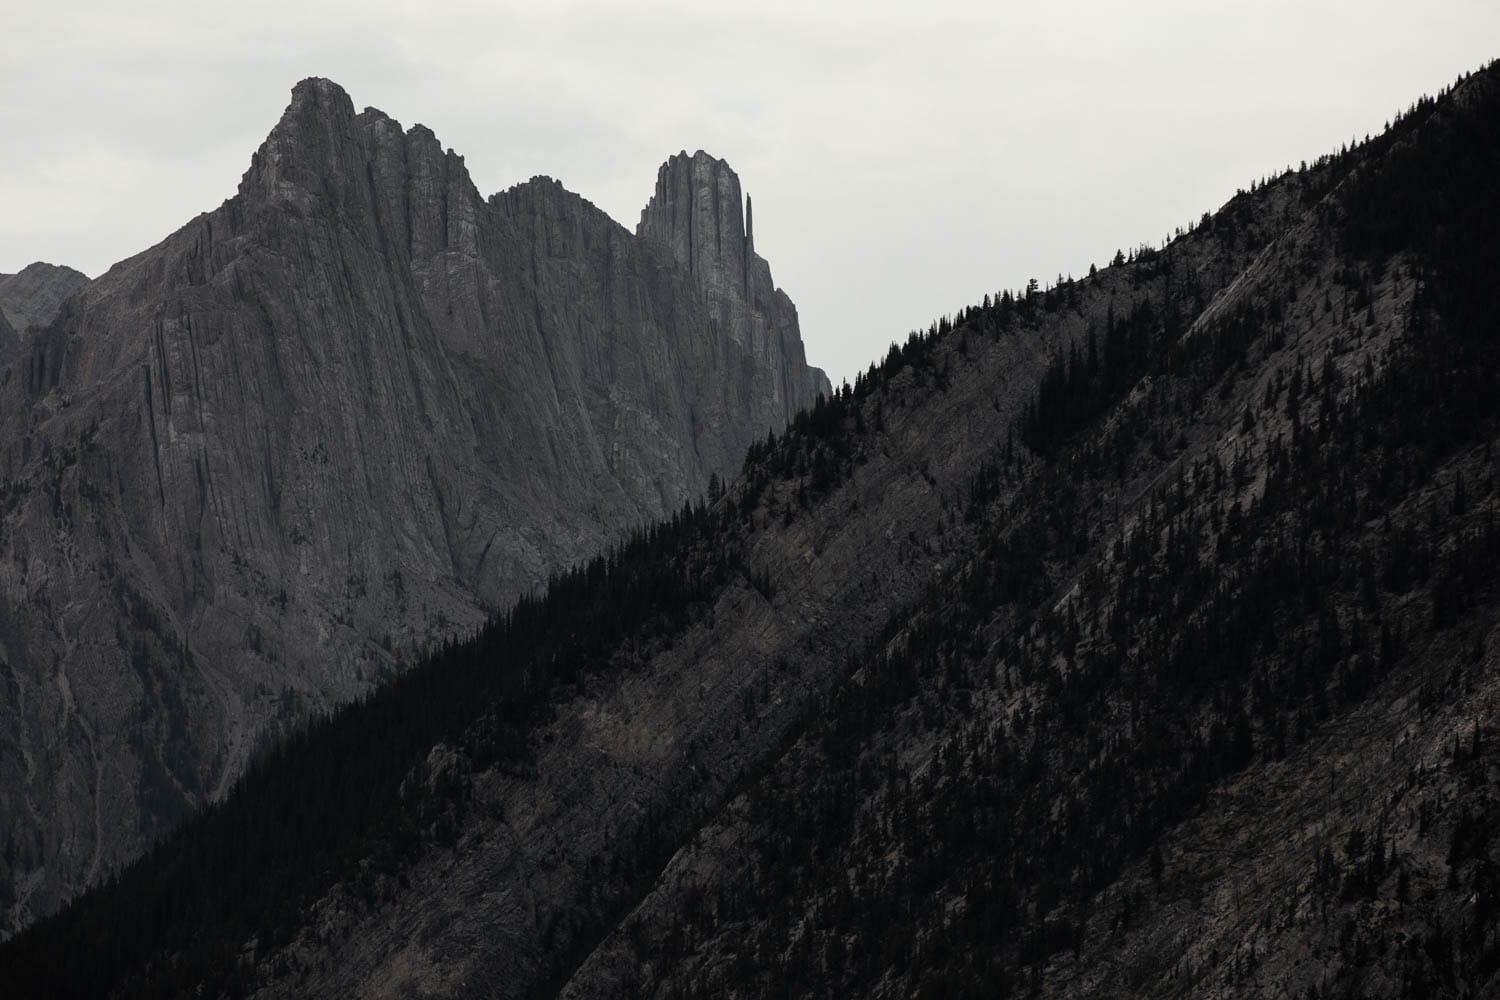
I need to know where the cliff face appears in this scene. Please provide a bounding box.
[0,78,826,935]
[638,151,832,417]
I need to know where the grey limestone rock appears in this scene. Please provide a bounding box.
[0,78,827,935]
[639,150,832,411]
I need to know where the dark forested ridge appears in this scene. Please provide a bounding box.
[4,61,1500,999]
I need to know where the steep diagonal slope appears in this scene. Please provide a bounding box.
[558,67,1500,1000]
[0,78,826,935]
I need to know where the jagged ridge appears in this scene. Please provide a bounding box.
[0,77,827,937]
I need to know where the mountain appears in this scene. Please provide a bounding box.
[0,262,88,365]
[0,78,827,936]
[5,62,1500,999]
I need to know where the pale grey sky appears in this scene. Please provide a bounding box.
[1,1,1495,383]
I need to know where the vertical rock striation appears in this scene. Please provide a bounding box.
[0,78,826,935]
[639,151,832,427]
[0,310,16,368]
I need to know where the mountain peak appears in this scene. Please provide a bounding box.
[287,76,355,117]
[274,77,359,143]
[679,148,738,171]
[638,150,748,271]
[238,78,361,207]
[7,260,88,281]
[0,261,89,337]
[637,149,755,300]
[637,148,829,403]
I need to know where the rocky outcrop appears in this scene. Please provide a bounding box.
[639,151,831,416]
[0,262,89,337]
[0,78,826,935]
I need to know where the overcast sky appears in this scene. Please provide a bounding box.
[1,2,1495,383]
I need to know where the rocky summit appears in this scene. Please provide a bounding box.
[0,77,826,936]
[0,262,89,366]
[0,261,89,336]
[637,151,825,417]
